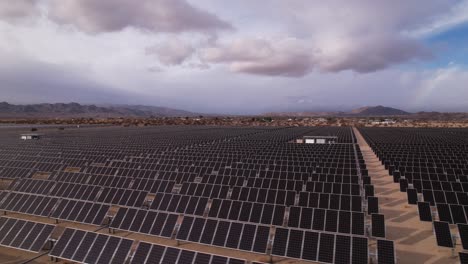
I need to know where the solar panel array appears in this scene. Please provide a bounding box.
[131,241,263,264]
[360,127,468,260]
[49,228,133,264]
[0,216,55,253]
[0,125,391,263]
[271,227,369,263]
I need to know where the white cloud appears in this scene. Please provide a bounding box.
[193,0,455,76]
[201,37,315,77]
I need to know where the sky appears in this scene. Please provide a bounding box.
[0,0,468,114]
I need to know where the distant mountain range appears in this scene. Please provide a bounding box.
[265,105,411,117]
[1,103,466,120]
[0,102,198,118]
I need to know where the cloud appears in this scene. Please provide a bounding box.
[48,0,233,34]
[410,65,468,110]
[199,34,430,76]
[201,38,316,77]
[408,0,468,37]
[192,0,456,76]
[0,0,462,78]
[0,0,40,23]
[318,35,432,73]
[0,52,129,104]
[146,38,195,66]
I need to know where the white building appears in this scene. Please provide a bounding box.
[20,134,41,140]
[303,136,338,144]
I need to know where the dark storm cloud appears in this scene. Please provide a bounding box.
[0,54,128,104]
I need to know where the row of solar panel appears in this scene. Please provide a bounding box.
[271,227,372,263]
[0,217,54,253]
[416,201,468,225]
[0,192,58,217]
[147,192,369,234]
[111,208,178,238]
[0,151,360,169]
[131,241,261,264]
[0,157,365,180]
[10,179,148,207]
[150,193,208,216]
[109,206,376,263]
[0,192,108,225]
[176,216,270,254]
[180,183,365,209]
[287,206,365,235]
[51,170,363,191]
[404,185,468,206]
[393,172,460,185]
[409,179,468,193]
[50,228,133,264]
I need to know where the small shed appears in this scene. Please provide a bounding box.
[20,133,41,140]
[303,136,338,144]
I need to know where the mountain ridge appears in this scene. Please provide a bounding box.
[0,102,198,118]
[264,105,411,117]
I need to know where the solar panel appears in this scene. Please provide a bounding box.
[161,247,180,263]
[450,205,466,224]
[325,210,338,233]
[365,185,374,198]
[407,189,418,204]
[200,219,217,245]
[351,237,368,264]
[189,218,206,243]
[286,229,303,259]
[179,250,196,264]
[272,228,288,256]
[288,206,300,228]
[352,212,365,236]
[302,231,319,261]
[433,221,454,248]
[318,233,335,263]
[368,196,379,214]
[437,203,453,224]
[239,224,256,251]
[417,202,433,222]
[147,244,165,263]
[459,252,468,264]
[458,224,468,250]
[377,239,396,264]
[131,241,151,263]
[372,214,386,238]
[312,208,325,231]
[334,235,351,264]
[252,225,270,253]
[399,178,408,192]
[212,221,230,247]
[338,211,352,234]
[225,222,242,249]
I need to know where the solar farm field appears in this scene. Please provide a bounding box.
[0,125,462,263]
[358,127,468,263]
